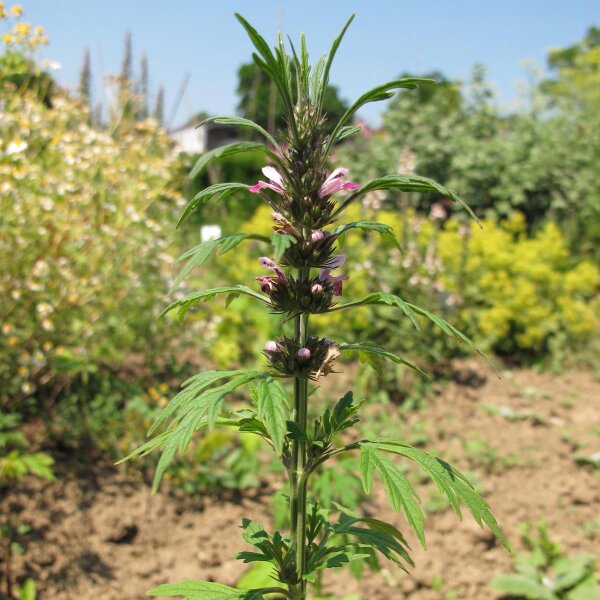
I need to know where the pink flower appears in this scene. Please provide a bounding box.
[319,269,349,296]
[249,166,286,195]
[257,257,288,293]
[258,256,288,282]
[318,254,348,296]
[319,167,360,198]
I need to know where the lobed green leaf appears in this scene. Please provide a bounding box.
[328,124,363,146]
[190,141,283,180]
[326,78,434,155]
[117,370,263,492]
[333,512,413,570]
[335,173,479,225]
[359,445,426,547]
[331,292,496,371]
[198,116,282,154]
[363,441,510,551]
[271,233,296,260]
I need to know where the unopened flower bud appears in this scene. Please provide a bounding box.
[310,230,325,243]
[297,348,311,361]
[264,340,280,353]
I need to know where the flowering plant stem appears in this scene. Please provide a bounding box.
[121,14,510,600]
[290,309,309,598]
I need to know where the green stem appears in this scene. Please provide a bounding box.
[290,302,309,599]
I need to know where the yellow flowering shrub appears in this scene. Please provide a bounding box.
[437,214,599,354]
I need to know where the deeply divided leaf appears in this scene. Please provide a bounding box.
[362,441,510,551]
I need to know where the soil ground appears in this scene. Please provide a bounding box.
[2,365,600,599]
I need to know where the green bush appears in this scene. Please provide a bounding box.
[0,55,187,408]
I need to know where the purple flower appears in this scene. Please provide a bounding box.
[297,347,311,361]
[319,268,349,295]
[319,167,360,198]
[323,254,346,269]
[249,166,286,196]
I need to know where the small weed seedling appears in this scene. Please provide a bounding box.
[492,523,600,599]
[121,15,509,599]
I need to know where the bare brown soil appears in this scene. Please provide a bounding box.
[2,365,599,599]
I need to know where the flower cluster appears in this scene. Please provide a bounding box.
[255,252,349,315]
[246,145,359,378]
[263,336,340,379]
[250,164,359,230]
[248,163,356,327]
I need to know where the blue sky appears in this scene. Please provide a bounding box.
[14,0,600,128]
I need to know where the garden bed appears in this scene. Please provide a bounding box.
[3,365,599,599]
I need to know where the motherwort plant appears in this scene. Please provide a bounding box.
[122,14,508,600]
